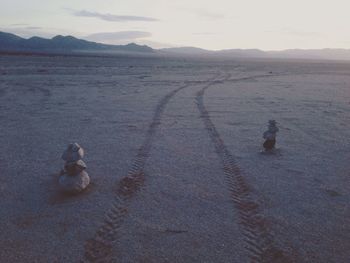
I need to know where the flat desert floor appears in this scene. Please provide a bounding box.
[0,54,349,263]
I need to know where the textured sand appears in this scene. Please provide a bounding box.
[0,54,349,262]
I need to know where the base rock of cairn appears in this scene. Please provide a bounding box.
[59,143,90,193]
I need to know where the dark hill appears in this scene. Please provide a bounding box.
[0,32,153,53]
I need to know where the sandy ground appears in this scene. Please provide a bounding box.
[0,54,349,263]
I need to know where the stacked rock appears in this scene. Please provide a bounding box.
[262,120,279,151]
[59,143,90,193]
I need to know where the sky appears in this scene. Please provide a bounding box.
[1,0,349,50]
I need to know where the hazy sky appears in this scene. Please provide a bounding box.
[1,0,349,50]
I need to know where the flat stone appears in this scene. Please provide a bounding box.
[58,171,90,193]
[61,143,84,162]
[64,160,87,175]
[75,160,87,169]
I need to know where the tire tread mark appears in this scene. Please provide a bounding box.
[196,73,298,263]
[84,75,221,263]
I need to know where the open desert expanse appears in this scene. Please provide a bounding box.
[0,54,349,263]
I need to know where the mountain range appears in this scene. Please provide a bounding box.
[0,31,153,53]
[1,31,350,61]
[161,47,350,61]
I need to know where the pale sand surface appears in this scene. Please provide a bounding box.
[0,55,349,262]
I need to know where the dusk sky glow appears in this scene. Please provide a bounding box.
[1,0,349,50]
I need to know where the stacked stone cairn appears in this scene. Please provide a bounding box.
[59,143,90,193]
[262,120,279,151]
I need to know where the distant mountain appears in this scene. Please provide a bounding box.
[217,49,266,58]
[0,32,154,53]
[2,31,350,60]
[267,49,350,61]
[160,46,214,55]
[0,31,23,45]
[161,46,350,61]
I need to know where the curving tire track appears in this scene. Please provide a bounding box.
[196,74,297,263]
[83,74,222,263]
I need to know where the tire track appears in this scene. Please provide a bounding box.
[83,74,221,263]
[196,74,297,263]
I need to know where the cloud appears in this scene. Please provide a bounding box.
[25,26,43,30]
[179,7,224,20]
[71,9,158,22]
[5,24,43,31]
[85,31,152,43]
[9,23,29,27]
[266,28,324,38]
[193,32,217,36]
[195,10,224,20]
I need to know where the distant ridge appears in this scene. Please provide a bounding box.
[161,47,350,61]
[0,31,154,53]
[161,46,213,55]
[1,31,350,61]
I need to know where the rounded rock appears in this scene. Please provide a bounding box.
[58,171,90,193]
[64,160,87,176]
[61,143,84,162]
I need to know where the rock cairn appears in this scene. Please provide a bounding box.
[59,143,90,193]
[262,120,279,151]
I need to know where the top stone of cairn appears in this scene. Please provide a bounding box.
[61,143,84,162]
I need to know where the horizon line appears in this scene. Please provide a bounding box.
[1,30,350,52]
